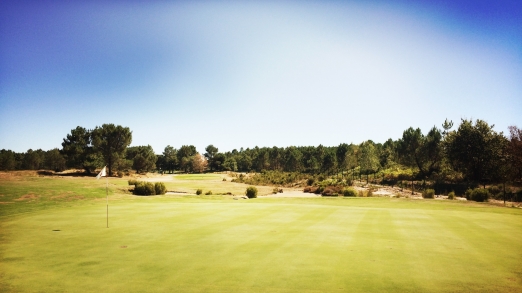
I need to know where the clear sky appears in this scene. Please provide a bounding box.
[1,0,521,154]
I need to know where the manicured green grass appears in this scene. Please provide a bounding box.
[1,173,521,292]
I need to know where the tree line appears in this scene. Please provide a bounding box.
[1,120,521,193]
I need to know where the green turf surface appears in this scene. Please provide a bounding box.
[1,173,521,292]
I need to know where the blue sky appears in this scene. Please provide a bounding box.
[1,0,521,154]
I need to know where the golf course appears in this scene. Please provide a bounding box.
[1,172,521,292]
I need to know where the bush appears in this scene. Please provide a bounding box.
[128,179,138,186]
[154,182,167,195]
[307,178,315,186]
[196,189,202,195]
[304,186,320,193]
[465,188,473,200]
[246,186,258,198]
[342,187,357,197]
[272,187,279,194]
[448,191,455,200]
[205,190,212,195]
[488,185,501,197]
[358,190,364,197]
[314,186,324,194]
[422,189,435,199]
[367,189,374,197]
[470,188,489,202]
[321,187,337,196]
[133,182,156,196]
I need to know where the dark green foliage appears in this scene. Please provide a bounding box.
[196,189,202,195]
[177,145,197,173]
[91,124,132,176]
[43,148,66,172]
[133,182,156,196]
[245,186,258,198]
[470,188,489,202]
[359,141,379,178]
[127,145,157,173]
[465,188,473,200]
[154,182,167,195]
[448,191,455,200]
[22,149,44,170]
[342,187,357,197]
[0,149,16,170]
[307,178,315,186]
[397,126,442,180]
[61,126,96,172]
[160,145,178,173]
[508,126,522,181]
[128,179,138,185]
[446,119,508,186]
[488,185,502,197]
[422,189,435,199]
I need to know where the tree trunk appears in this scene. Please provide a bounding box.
[503,182,506,205]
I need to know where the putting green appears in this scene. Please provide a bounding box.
[1,197,521,292]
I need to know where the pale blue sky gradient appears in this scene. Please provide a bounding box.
[1,0,521,154]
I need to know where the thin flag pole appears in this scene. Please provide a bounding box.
[97,166,108,228]
[106,175,109,228]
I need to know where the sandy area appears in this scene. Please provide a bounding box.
[264,190,322,198]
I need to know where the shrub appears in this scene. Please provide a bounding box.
[307,178,315,186]
[342,187,357,197]
[196,189,202,195]
[488,185,501,197]
[314,186,324,194]
[358,190,365,197]
[470,188,489,202]
[222,178,227,181]
[448,191,455,200]
[128,179,138,186]
[367,189,374,197]
[321,187,336,196]
[465,188,473,200]
[345,179,353,186]
[133,182,156,196]
[154,182,167,195]
[422,189,435,199]
[205,190,212,195]
[272,187,279,194]
[246,186,258,198]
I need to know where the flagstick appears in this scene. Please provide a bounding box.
[106,176,109,228]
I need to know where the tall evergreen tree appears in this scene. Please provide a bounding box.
[91,124,132,176]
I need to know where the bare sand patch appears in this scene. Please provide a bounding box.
[264,189,321,198]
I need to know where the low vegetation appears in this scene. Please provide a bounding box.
[245,186,258,198]
[128,180,167,196]
[1,172,521,292]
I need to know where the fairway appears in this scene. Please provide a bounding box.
[1,194,521,292]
